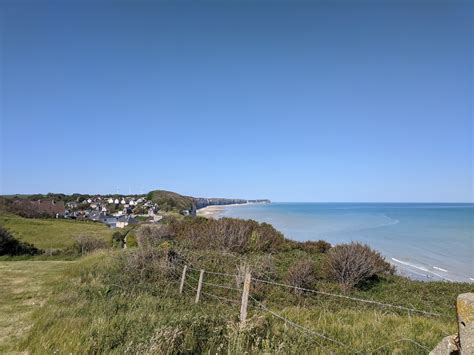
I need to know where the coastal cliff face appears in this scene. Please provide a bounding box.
[192,198,270,210]
[147,190,270,213]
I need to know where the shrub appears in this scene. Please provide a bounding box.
[295,240,332,253]
[286,259,317,293]
[170,217,285,253]
[118,247,180,284]
[136,224,174,249]
[112,231,124,248]
[73,235,108,255]
[0,226,41,256]
[324,242,394,292]
[126,234,138,248]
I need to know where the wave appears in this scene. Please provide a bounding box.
[391,258,454,282]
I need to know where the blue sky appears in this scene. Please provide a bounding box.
[1,0,472,202]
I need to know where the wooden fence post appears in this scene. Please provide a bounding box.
[179,265,187,294]
[240,266,251,327]
[195,269,205,303]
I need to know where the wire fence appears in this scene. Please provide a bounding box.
[176,260,440,354]
[184,263,440,317]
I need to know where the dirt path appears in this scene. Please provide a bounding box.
[0,260,71,353]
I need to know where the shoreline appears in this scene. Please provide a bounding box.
[196,202,251,219]
[196,202,473,284]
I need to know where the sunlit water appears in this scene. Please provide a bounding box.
[219,203,474,283]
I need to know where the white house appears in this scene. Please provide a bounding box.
[114,198,120,204]
[108,198,114,204]
[120,198,126,205]
[116,215,138,229]
[87,198,92,204]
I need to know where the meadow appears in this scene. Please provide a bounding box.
[0,214,113,250]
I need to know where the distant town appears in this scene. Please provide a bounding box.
[0,191,270,229]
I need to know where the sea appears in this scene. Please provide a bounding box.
[217,203,474,283]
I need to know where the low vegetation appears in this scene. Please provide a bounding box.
[73,235,108,255]
[169,217,286,253]
[0,213,113,251]
[1,213,472,353]
[0,260,71,353]
[324,242,395,292]
[0,226,41,256]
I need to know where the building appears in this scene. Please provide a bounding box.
[116,215,138,229]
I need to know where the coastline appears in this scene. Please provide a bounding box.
[198,202,473,284]
[196,202,250,219]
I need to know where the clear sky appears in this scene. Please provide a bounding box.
[1,0,472,202]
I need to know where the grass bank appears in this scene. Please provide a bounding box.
[0,214,113,250]
[18,249,472,354]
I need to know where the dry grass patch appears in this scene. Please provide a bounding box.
[0,260,71,353]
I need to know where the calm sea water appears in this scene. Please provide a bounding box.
[219,203,474,283]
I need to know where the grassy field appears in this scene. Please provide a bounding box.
[0,214,113,250]
[17,249,471,354]
[0,260,72,353]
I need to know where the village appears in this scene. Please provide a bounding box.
[63,195,163,228]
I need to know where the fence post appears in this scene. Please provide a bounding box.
[179,265,187,294]
[240,266,251,327]
[195,269,205,303]
[457,293,474,353]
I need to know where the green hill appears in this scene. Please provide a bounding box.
[0,214,113,250]
[146,190,194,212]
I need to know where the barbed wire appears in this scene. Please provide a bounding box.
[179,273,240,306]
[249,295,351,352]
[369,337,430,353]
[251,277,440,317]
[186,273,241,292]
[202,291,241,305]
[175,264,434,354]
[186,266,237,278]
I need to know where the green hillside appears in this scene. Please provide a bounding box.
[0,214,113,250]
[147,190,194,212]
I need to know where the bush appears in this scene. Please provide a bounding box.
[126,234,138,248]
[112,231,124,248]
[118,247,180,285]
[136,224,174,249]
[73,235,108,255]
[170,217,285,253]
[297,240,332,253]
[324,242,394,292]
[286,259,317,293]
[0,226,41,256]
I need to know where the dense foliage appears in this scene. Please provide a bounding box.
[169,217,286,253]
[0,226,41,256]
[324,242,395,292]
[147,190,194,212]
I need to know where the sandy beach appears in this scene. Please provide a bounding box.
[196,205,227,218]
[197,203,254,219]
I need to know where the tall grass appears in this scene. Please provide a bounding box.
[20,249,470,354]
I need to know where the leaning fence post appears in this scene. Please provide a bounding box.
[179,265,187,294]
[240,266,252,327]
[195,269,205,303]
